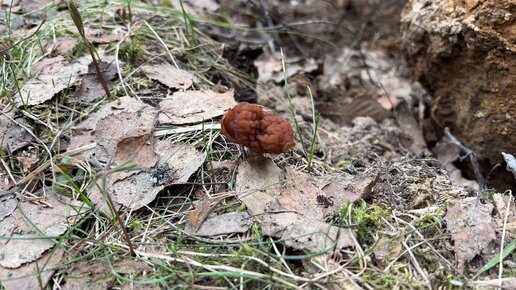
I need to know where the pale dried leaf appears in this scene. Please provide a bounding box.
[141,63,194,90]
[394,102,430,156]
[235,157,282,216]
[159,89,237,125]
[254,53,317,83]
[502,152,516,179]
[235,158,357,253]
[0,193,78,269]
[67,27,122,44]
[0,198,17,222]
[168,0,220,16]
[261,212,355,253]
[69,60,119,104]
[0,114,33,153]
[13,55,90,106]
[445,198,497,273]
[61,259,152,290]
[90,141,204,212]
[67,97,158,164]
[49,36,78,56]
[434,140,480,190]
[0,249,64,290]
[185,212,252,236]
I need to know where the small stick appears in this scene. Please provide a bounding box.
[444,127,486,191]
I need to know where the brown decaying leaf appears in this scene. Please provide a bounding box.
[67,96,158,164]
[0,113,34,153]
[141,63,195,90]
[158,89,237,125]
[90,140,205,213]
[0,198,17,223]
[0,192,75,269]
[69,60,119,104]
[185,212,252,237]
[235,157,378,253]
[0,190,84,289]
[13,55,90,106]
[68,96,205,214]
[445,197,497,273]
[0,249,64,290]
[67,26,122,44]
[61,259,152,290]
[253,52,317,83]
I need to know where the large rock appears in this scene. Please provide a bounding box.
[400,0,515,190]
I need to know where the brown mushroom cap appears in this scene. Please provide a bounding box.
[221,102,295,154]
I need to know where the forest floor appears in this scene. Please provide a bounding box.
[0,0,515,289]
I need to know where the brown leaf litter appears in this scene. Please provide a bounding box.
[0,111,34,153]
[0,191,83,290]
[445,197,497,273]
[13,55,90,106]
[69,60,119,104]
[67,97,204,213]
[61,259,153,290]
[141,63,195,90]
[185,211,252,237]
[158,89,236,125]
[235,157,380,253]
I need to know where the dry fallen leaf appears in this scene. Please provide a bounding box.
[0,190,84,290]
[0,192,74,269]
[141,63,194,90]
[0,198,17,223]
[61,259,152,290]
[0,249,64,290]
[185,212,252,237]
[253,53,317,83]
[261,212,355,253]
[235,158,363,253]
[67,96,158,164]
[13,55,90,106]
[235,157,282,216]
[67,26,122,44]
[69,60,119,104]
[90,141,205,213]
[0,113,33,153]
[159,89,237,125]
[445,197,497,273]
[48,36,78,56]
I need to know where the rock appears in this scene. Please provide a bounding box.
[400,0,516,190]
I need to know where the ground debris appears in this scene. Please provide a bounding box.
[0,112,34,153]
[13,55,90,106]
[445,197,497,273]
[61,259,153,290]
[67,97,204,213]
[0,191,82,289]
[185,211,252,237]
[69,59,119,104]
[235,157,375,253]
[158,89,236,125]
[141,63,195,90]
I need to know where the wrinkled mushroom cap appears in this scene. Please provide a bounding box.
[221,102,295,154]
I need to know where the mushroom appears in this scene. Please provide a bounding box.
[221,102,295,154]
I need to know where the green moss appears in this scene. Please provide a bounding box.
[119,38,142,65]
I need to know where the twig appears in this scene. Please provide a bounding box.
[444,127,486,191]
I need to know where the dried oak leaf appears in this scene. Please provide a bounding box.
[221,102,294,154]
